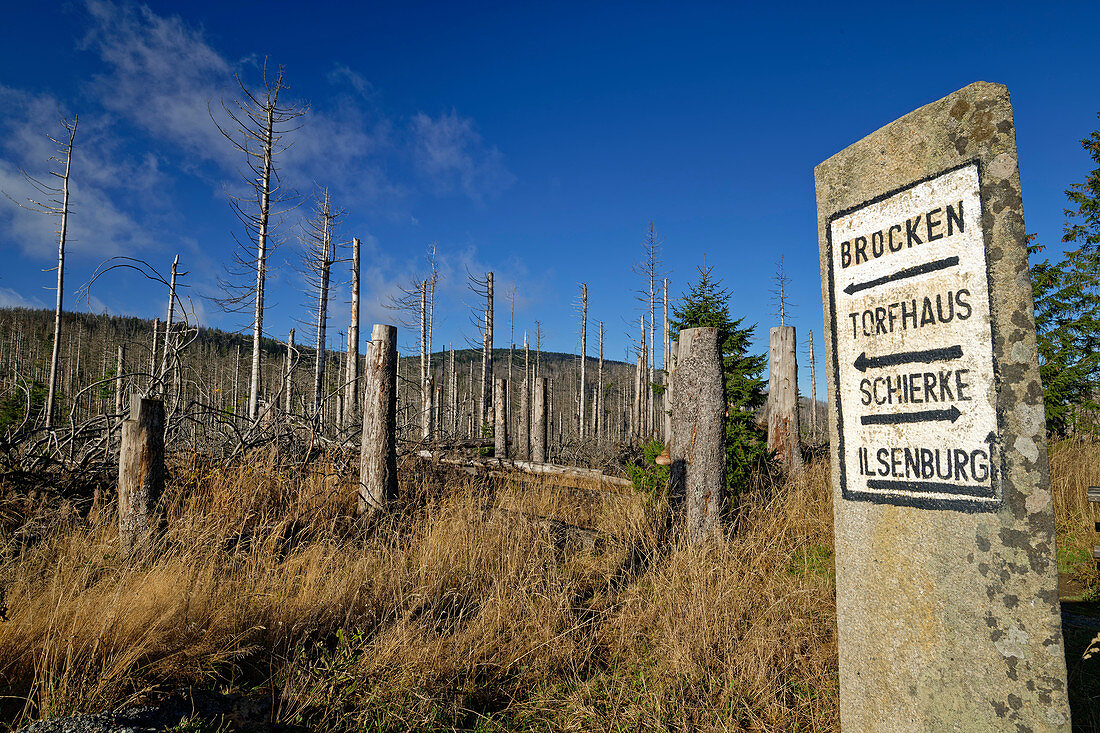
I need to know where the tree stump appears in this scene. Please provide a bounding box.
[359,324,397,515]
[768,325,803,473]
[118,395,165,551]
[670,327,725,542]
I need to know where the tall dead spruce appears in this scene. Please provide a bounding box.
[212,63,307,421]
[343,237,361,425]
[299,189,341,426]
[7,114,78,428]
[467,270,494,429]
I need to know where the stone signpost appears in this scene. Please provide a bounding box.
[816,82,1070,730]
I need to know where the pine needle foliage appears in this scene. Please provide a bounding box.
[670,262,770,492]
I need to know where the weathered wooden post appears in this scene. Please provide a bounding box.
[358,324,397,515]
[669,327,725,542]
[817,82,1069,730]
[532,376,548,463]
[494,378,508,458]
[767,325,803,473]
[118,394,165,551]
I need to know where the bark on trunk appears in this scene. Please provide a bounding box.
[494,377,508,458]
[532,376,548,463]
[119,395,165,551]
[45,121,76,428]
[579,283,587,439]
[670,327,725,543]
[248,104,275,422]
[767,325,803,473]
[359,324,397,515]
[344,237,360,425]
[114,345,125,417]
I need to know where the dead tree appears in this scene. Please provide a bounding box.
[662,276,670,440]
[507,286,515,431]
[300,189,340,425]
[494,378,508,457]
[532,376,548,463]
[472,272,494,428]
[6,114,78,427]
[119,395,165,550]
[343,237,361,424]
[517,332,531,459]
[150,318,160,392]
[670,327,725,543]
[114,345,125,416]
[633,222,664,441]
[597,321,604,441]
[384,246,439,440]
[359,324,397,515]
[420,280,431,440]
[807,329,818,443]
[579,283,587,439]
[768,257,802,472]
[212,62,307,421]
[284,328,296,414]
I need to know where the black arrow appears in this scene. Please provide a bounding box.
[861,405,961,425]
[843,256,960,295]
[854,344,963,372]
[865,478,996,498]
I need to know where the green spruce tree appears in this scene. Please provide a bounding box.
[1028,113,1100,435]
[670,262,769,490]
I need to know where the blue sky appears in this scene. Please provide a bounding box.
[0,1,1098,393]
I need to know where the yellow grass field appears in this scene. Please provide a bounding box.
[0,440,1097,731]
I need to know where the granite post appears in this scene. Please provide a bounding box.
[816,82,1069,730]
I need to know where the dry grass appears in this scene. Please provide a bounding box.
[0,440,1094,731]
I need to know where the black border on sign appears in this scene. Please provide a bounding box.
[825,158,1004,513]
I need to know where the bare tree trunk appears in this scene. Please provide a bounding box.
[662,276,669,440]
[449,345,457,436]
[532,376,548,463]
[309,194,335,424]
[119,395,165,550]
[579,283,587,439]
[663,336,677,443]
[808,328,817,443]
[480,272,494,428]
[518,370,530,460]
[114,345,125,417]
[494,378,508,458]
[508,288,514,437]
[44,119,77,428]
[597,321,604,442]
[670,327,725,543]
[284,329,295,414]
[767,325,803,473]
[420,279,431,440]
[246,104,275,421]
[159,255,179,402]
[359,324,397,515]
[344,237,360,425]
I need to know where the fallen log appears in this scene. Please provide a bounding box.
[416,451,634,491]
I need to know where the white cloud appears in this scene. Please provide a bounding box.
[0,86,164,262]
[81,0,236,170]
[0,286,46,309]
[410,110,515,201]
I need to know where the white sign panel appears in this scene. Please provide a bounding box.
[826,161,1001,511]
